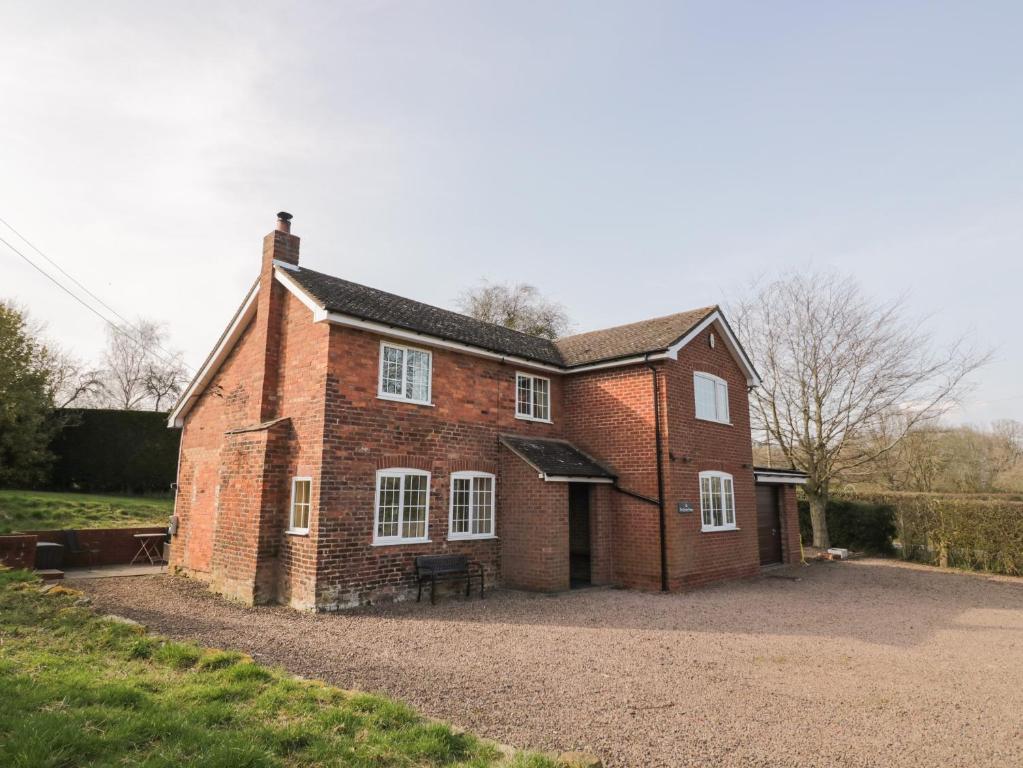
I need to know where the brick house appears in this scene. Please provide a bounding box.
[167,213,806,610]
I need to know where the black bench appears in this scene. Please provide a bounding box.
[415,554,484,604]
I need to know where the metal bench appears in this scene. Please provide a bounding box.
[415,554,484,604]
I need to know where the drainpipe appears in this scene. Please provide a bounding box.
[646,357,668,592]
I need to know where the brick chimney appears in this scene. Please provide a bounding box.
[253,211,301,422]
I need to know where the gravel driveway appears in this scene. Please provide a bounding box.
[72,559,1023,768]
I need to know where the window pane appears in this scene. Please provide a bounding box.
[516,376,532,416]
[532,378,549,420]
[401,473,428,539]
[452,477,470,534]
[291,480,311,529]
[711,476,723,527]
[405,349,430,402]
[472,476,493,535]
[695,376,716,420]
[381,346,404,395]
[716,381,729,422]
[701,477,712,526]
[723,478,734,525]
[377,475,401,538]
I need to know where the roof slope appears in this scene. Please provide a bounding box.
[500,436,616,479]
[554,307,717,367]
[289,266,564,366]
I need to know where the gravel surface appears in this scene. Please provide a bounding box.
[72,559,1023,768]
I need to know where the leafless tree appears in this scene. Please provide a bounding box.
[97,319,187,411]
[42,347,103,408]
[733,273,990,548]
[457,281,572,340]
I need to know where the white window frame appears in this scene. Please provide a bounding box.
[694,371,730,424]
[515,372,552,423]
[377,341,433,406]
[699,470,737,532]
[448,471,497,540]
[288,476,312,535]
[373,468,431,545]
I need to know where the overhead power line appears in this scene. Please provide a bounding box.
[0,230,191,372]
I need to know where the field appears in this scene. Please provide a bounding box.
[0,490,173,534]
[0,569,553,768]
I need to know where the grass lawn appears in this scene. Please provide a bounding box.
[0,490,173,534]
[0,569,556,768]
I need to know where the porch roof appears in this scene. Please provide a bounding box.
[500,435,616,483]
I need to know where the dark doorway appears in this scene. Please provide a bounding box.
[568,484,591,587]
[756,485,783,565]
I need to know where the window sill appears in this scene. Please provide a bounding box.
[447,534,498,542]
[701,526,741,533]
[695,416,732,426]
[372,538,432,547]
[285,529,309,537]
[377,393,434,407]
[515,414,553,424]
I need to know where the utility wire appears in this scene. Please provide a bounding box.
[1,233,190,372]
[0,215,139,333]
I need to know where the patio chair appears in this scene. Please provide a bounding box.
[63,530,100,570]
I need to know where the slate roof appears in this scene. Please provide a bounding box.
[554,307,717,367]
[287,265,720,370]
[289,266,564,366]
[499,436,616,480]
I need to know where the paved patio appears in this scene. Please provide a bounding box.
[71,559,1023,767]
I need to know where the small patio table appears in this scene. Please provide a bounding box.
[130,533,167,565]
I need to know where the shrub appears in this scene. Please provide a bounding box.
[798,496,896,554]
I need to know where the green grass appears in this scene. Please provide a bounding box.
[0,569,558,768]
[0,490,173,534]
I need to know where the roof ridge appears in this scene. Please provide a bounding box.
[557,305,718,343]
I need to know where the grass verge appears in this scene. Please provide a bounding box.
[0,569,556,767]
[0,490,173,534]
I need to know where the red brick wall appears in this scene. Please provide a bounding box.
[2,527,168,569]
[499,446,568,591]
[662,321,761,588]
[313,323,561,608]
[0,535,37,569]
[562,365,663,589]
[778,485,802,564]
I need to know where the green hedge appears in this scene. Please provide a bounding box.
[798,496,897,554]
[850,491,1023,576]
[48,409,181,494]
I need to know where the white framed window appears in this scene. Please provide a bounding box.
[288,477,312,534]
[515,372,551,422]
[374,469,431,544]
[699,471,736,532]
[378,341,432,405]
[449,472,496,539]
[694,372,729,424]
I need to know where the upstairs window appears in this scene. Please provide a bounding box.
[516,372,551,422]
[699,471,736,531]
[379,342,432,405]
[449,472,495,539]
[374,469,430,544]
[694,372,729,424]
[288,477,312,533]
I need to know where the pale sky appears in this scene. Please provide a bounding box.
[3,2,1020,423]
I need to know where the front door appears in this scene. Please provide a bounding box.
[756,485,783,565]
[568,484,591,587]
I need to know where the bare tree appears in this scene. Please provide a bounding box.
[457,281,572,339]
[733,273,989,548]
[42,347,103,408]
[97,319,187,411]
[144,355,188,411]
